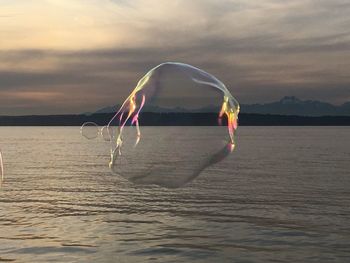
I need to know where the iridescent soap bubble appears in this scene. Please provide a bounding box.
[82,62,240,188]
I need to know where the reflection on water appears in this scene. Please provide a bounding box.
[0,127,349,262]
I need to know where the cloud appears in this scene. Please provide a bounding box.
[0,0,349,115]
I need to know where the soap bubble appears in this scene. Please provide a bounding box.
[101,125,116,142]
[108,62,240,188]
[0,150,3,187]
[80,123,116,142]
[82,62,240,188]
[81,122,99,140]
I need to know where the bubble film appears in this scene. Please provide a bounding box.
[106,62,240,188]
[81,122,99,140]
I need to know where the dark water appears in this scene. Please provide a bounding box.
[0,127,349,262]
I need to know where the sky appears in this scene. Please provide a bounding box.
[0,0,349,115]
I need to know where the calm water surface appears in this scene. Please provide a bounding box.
[0,126,349,262]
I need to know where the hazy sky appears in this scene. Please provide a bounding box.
[1,0,349,115]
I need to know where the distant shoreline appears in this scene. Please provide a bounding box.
[0,112,350,126]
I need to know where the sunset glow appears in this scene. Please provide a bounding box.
[1,0,349,115]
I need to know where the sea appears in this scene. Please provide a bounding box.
[0,126,349,262]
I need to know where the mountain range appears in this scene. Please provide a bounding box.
[93,96,350,117]
[242,96,350,116]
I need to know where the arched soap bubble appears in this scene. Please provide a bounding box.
[0,149,4,187]
[106,62,240,188]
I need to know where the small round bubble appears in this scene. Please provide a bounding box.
[81,122,99,140]
[101,125,117,142]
